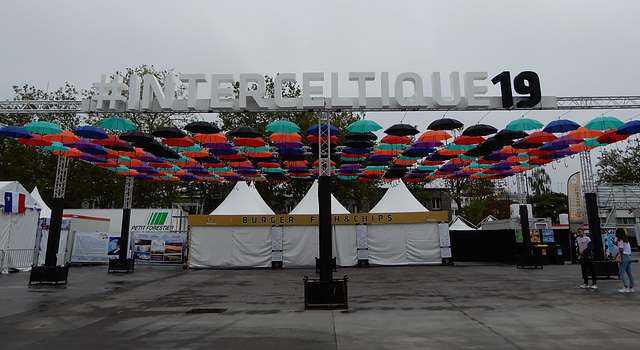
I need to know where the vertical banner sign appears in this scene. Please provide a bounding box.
[356,224,368,260]
[271,226,283,262]
[567,172,584,222]
[438,222,452,259]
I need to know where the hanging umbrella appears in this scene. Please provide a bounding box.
[427,118,463,131]
[345,131,377,141]
[542,119,580,133]
[307,134,339,143]
[152,126,187,139]
[344,140,374,148]
[505,118,543,131]
[0,126,33,139]
[266,120,301,134]
[184,121,221,134]
[91,134,123,146]
[120,131,155,144]
[412,140,443,148]
[617,120,640,135]
[453,135,485,145]
[568,127,603,139]
[462,124,498,136]
[97,117,137,131]
[511,139,541,150]
[524,131,557,144]
[162,136,195,147]
[269,132,302,143]
[228,126,262,138]
[384,123,420,136]
[551,135,584,146]
[494,129,528,140]
[234,137,267,147]
[380,135,412,144]
[306,124,340,136]
[584,115,624,130]
[44,130,80,143]
[418,130,452,142]
[41,141,69,152]
[73,125,108,140]
[346,119,382,133]
[194,132,227,144]
[273,141,304,149]
[597,129,630,144]
[24,121,63,135]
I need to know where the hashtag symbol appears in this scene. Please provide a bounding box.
[92,74,128,111]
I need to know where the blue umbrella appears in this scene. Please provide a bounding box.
[0,126,33,139]
[617,120,640,135]
[73,125,109,140]
[542,119,580,133]
[306,124,340,136]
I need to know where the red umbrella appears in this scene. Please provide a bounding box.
[524,131,557,144]
[307,135,338,143]
[596,129,630,144]
[163,136,194,147]
[234,137,267,147]
[44,130,80,143]
[418,130,452,142]
[568,127,603,139]
[194,133,227,143]
[17,134,52,146]
[380,135,412,144]
[270,132,302,143]
[453,135,485,145]
[91,135,123,146]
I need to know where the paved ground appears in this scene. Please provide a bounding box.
[1,257,639,350]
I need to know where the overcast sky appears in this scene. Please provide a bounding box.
[2,1,639,192]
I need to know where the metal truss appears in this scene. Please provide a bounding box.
[123,176,134,209]
[53,155,70,199]
[597,184,640,210]
[3,96,640,114]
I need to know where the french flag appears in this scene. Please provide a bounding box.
[4,192,26,213]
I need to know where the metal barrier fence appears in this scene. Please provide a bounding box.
[0,249,36,274]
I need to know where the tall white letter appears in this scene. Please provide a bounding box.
[274,73,297,108]
[141,73,175,111]
[464,72,489,107]
[179,74,207,110]
[331,72,352,108]
[211,74,235,109]
[303,72,325,108]
[349,72,375,108]
[239,73,268,109]
[394,72,425,107]
[432,72,461,107]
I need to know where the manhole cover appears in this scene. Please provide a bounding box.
[186,308,227,314]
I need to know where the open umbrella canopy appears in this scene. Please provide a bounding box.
[0,126,33,139]
[597,129,630,144]
[97,117,137,131]
[44,130,80,143]
[427,118,463,131]
[453,135,485,145]
[524,131,557,144]
[228,126,262,138]
[418,130,452,142]
[585,115,624,130]
[24,121,63,135]
[120,131,155,144]
[384,123,420,136]
[91,134,123,146]
[462,124,498,136]
[307,124,340,136]
[494,129,528,140]
[152,126,187,139]
[346,119,382,133]
[19,136,52,147]
[568,127,603,139]
[617,120,640,135]
[505,118,543,131]
[184,121,221,134]
[162,136,195,147]
[266,120,301,133]
[380,135,412,144]
[234,137,267,148]
[345,131,377,141]
[542,119,580,133]
[73,125,108,140]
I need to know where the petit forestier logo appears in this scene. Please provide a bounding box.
[131,212,173,231]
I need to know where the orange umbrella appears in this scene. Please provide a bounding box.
[228,160,253,167]
[163,136,194,147]
[94,159,119,168]
[393,159,418,166]
[270,132,302,143]
[173,158,198,166]
[312,159,336,167]
[44,130,79,143]
[524,131,557,144]
[119,147,146,157]
[418,130,452,142]
[500,145,524,155]
[453,135,485,145]
[507,155,528,162]
[569,143,594,152]
[440,149,464,156]
[374,148,403,156]
[182,150,210,158]
[568,127,603,139]
[194,133,227,143]
[117,169,139,176]
[234,137,267,147]
[245,151,273,158]
[284,160,308,166]
[118,158,143,167]
[54,148,83,157]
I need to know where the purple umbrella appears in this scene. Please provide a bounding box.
[273,141,304,149]
[551,135,583,146]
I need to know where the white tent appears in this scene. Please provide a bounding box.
[367,181,441,265]
[285,180,356,267]
[30,187,51,219]
[449,216,477,231]
[0,181,41,273]
[191,182,274,268]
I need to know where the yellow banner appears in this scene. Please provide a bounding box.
[189,211,448,226]
[567,172,584,222]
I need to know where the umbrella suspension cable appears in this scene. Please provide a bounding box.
[477,111,491,123]
[399,110,408,123]
[557,110,572,119]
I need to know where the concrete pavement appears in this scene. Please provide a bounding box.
[1,258,639,350]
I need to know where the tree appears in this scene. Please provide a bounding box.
[528,192,568,223]
[596,139,640,184]
[527,168,551,195]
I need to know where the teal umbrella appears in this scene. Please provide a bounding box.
[583,137,606,147]
[346,119,383,133]
[265,120,301,133]
[98,117,137,131]
[584,115,624,131]
[505,118,543,131]
[40,141,69,152]
[24,121,62,135]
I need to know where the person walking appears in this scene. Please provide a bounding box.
[615,228,635,293]
[576,228,597,289]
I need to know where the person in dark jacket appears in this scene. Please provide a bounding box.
[576,228,597,289]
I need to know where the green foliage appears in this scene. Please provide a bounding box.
[527,192,568,223]
[527,168,551,195]
[596,139,640,184]
[462,194,514,225]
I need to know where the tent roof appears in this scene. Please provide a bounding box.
[209,181,274,215]
[30,186,51,219]
[289,180,350,214]
[0,181,40,211]
[369,180,428,213]
[449,216,476,230]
